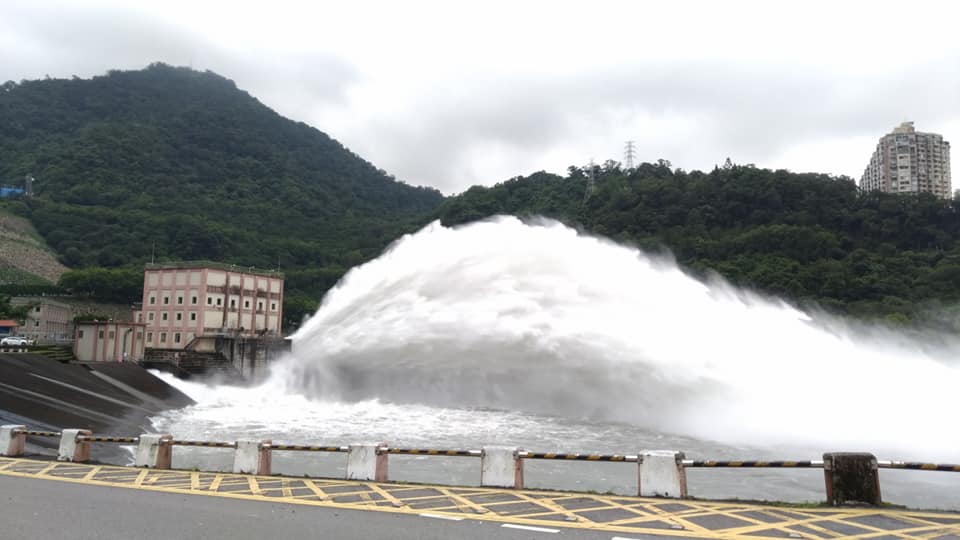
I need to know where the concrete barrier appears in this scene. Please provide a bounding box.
[135,434,173,469]
[481,446,523,489]
[234,439,272,475]
[823,452,881,506]
[347,443,387,482]
[0,425,25,457]
[638,450,687,498]
[58,429,92,462]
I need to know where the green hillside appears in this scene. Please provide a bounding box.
[436,163,960,328]
[0,63,441,267]
[0,63,443,325]
[3,64,958,330]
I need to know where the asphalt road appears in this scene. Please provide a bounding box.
[0,475,631,540]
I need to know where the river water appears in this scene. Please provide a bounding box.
[148,217,960,509]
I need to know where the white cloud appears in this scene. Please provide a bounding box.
[2,0,958,193]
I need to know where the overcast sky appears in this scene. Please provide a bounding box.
[2,0,958,194]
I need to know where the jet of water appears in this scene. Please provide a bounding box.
[275,216,960,460]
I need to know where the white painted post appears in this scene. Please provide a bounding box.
[233,439,272,475]
[638,450,687,498]
[135,434,173,469]
[481,446,523,489]
[346,443,388,482]
[0,425,25,457]
[57,429,92,462]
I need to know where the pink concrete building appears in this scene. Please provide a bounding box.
[140,262,284,352]
[73,321,146,362]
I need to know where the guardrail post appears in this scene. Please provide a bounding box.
[347,443,388,482]
[638,450,687,498]
[823,452,881,506]
[481,446,524,489]
[234,439,272,475]
[58,429,92,462]
[0,425,25,457]
[135,434,173,469]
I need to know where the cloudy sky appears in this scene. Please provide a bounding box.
[2,0,958,194]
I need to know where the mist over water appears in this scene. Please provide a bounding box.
[153,216,960,506]
[282,216,960,459]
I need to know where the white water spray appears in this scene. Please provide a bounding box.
[269,216,960,460]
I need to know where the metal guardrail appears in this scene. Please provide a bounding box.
[169,440,237,449]
[268,444,348,452]
[24,430,60,438]
[521,452,635,462]
[683,460,823,468]
[878,461,960,472]
[387,448,479,457]
[77,436,140,444]
[13,427,960,474]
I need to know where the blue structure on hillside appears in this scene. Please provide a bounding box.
[0,187,24,198]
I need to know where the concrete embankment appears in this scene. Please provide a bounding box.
[0,353,193,443]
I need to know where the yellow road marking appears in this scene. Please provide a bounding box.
[81,466,102,481]
[247,476,261,496]
[0,457,957,539]
[366,483,405,507]
[303,479,328,500]
[436,487,490,514]
[133,469,149,487]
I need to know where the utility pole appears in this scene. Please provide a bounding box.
[624,141,636,170]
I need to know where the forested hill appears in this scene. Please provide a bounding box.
[0,63,442,271]
[2,64,958,329]
[436,163,960,327]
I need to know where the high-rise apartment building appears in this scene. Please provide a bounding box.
[860,122,951,198]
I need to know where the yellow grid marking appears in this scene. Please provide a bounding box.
[133,469,149,487]
[303,479,328,500]
[81,466,102,481]
[366,483,405,507]
[36,462,61,476]
[0,457,958,539]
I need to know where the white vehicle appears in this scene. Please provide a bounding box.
[1,336,33,346]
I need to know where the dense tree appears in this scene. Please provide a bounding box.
[5,65,960,332]
[435,164,960,329]
[0,63,441,272]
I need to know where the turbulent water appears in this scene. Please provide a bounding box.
[151,216,960,508]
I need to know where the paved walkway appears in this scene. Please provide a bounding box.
[2,456,959,539]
